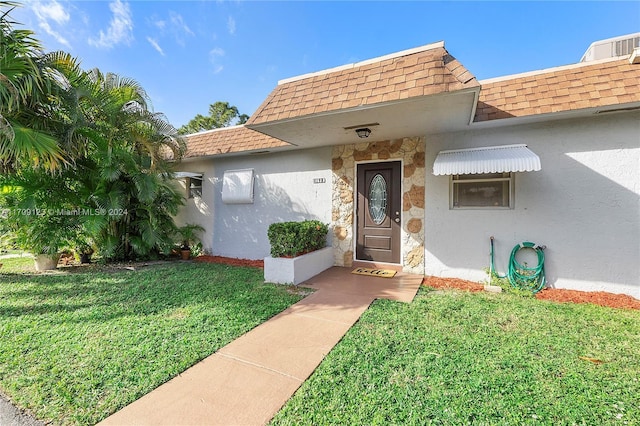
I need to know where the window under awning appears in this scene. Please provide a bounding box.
[433,144,541,176]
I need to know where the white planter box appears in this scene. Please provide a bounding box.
[264,246,334,285]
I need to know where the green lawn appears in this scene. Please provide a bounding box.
[272,288,640,425]
[3,259,638,425]
[0,249,25,256]
[0,255,34,273]
[0,258,303,425]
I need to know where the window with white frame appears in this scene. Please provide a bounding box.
[188,177,202,198]
[450,172,513,209]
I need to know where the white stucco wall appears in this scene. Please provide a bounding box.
[175,147,332,260]
[173,158,216,251]
[424,111,640,297]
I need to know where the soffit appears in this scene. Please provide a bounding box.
[249,90,479,149]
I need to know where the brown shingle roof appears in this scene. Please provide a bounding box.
[474,58,640,122]
[247,44,479,126]
[175,48,640,160]
[182,126,289,158]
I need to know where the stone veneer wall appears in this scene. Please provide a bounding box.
[331,137,425,274]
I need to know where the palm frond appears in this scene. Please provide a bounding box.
[132,172,159,204]
[1,121,65,170]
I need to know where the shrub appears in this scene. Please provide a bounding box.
[267,220,329,258]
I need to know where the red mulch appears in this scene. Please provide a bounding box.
[422,276,639,310]
[422,276,485,292]
[535,288,640,310]
[194,255,263,268]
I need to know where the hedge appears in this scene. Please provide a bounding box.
[267,220,329,258]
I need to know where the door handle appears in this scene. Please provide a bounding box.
[394,218,400,223]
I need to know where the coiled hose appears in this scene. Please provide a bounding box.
[490,237,546,293]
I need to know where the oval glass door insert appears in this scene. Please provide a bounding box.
[369,173,388,224]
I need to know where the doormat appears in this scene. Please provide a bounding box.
[351,267,397,278]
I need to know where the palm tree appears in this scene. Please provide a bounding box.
[70,69,186,260]
[0,3,187,261]
[0,2,76,172]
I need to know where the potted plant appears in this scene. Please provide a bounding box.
[176,224,204,260]
[75,241,95,264]
[14,219,72,271]
[1,170,79,270]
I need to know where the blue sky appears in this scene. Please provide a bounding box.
[12,1,640,129]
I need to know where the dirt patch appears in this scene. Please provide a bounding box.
[53,259,178,274]
[283,286,315,297]
[194,255,264,268]
[422,276,639,310]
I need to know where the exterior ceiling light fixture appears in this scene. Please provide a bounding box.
[344,122,379,138]
[356,128,372,138]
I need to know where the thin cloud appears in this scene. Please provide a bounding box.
[170,12,194,35]
[152,17,166,31]
[148,12,194,47]
[209,47,225,74]
[30,0,71,47]
[227,16,236,35]
[32,0,69,23]
[146,37,165,56]
[210,47,225,57]
[88,0,134,49]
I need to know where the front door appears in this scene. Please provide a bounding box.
[356,162,401,263]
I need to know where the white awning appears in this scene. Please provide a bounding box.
[174,171,203,179]
[433,144,541,176]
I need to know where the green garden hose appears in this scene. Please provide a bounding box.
[490,237,546,293]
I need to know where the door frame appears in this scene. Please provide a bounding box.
[353,159,404,265]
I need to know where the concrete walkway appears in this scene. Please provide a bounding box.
[0,392,44,426]
[98,267,422,425]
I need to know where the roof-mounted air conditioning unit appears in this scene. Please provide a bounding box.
[580,33,640,62]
